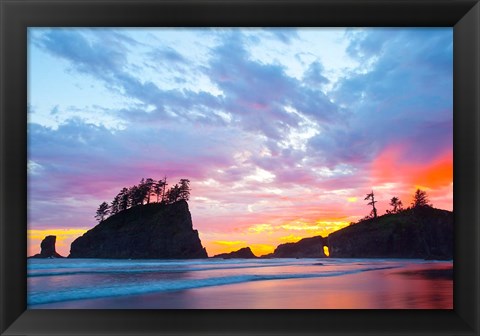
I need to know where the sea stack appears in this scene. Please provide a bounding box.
[29,235,64,258]
[213,247,257,259]
[263,236,327,258]
[69,200,208,259]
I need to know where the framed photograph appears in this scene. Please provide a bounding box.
[1,0,479,335]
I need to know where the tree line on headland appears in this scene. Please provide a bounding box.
[356,188,433,224]
[95,177,191,222]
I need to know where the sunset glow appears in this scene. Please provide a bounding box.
[28,28,452,257]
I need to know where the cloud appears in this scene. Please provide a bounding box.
[371,144,452,190]
[302,61,330,88]
[34,29,225,127]
[307,28,452,169]
[35,29,127,80]
[267,28,300,44]
[149,46,188,64]
[209,32,339,136]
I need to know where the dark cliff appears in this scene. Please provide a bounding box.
[327,207,453,259]
[213,247,257,259]
[69,200,208,259]
[29,235,64,258]
[263,236,327,258]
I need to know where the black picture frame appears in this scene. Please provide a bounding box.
[1,0,479,335]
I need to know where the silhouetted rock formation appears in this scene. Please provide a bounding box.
[29,235,64,258]
[328,207,453,259]
[69,200,208,259]
[213,247,257,259]
[263,236,327,258]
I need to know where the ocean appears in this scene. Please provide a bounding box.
[28,258,453,309]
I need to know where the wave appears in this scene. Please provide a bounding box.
[28,259,226,270]
[28,266,398,305]
[27,258,312,270]
[28,261,318,278]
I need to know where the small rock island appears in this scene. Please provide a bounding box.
[29,235,64,258]
[263,236,328,258]
[213,247,257,259]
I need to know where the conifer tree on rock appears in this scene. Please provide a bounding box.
[364,190,378,218]
[411,189,432,208]
[95,202,110,222]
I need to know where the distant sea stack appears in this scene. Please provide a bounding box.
[264,236,327,258]
[29,235,64,258]
[328,207,453,259]
[69,200,208,259]
[213,247,257,259]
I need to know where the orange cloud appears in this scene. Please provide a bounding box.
[372,145,452,190]
[412,152,452,189]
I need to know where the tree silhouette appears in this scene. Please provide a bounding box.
[388,196,403,214]
[161,176,168,203]
[137,178,151,205]
[153,180,164,203]
[110,194,121,215]
[364,190,378,218]
[178,179,191,201]
[411,189,432,208]
[144,178,156,204]
[129,185,144,206]
[119,187,130,211]
[166,184,181,203]
[95,202,110,222]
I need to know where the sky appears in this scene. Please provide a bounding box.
[27,28,453,257]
